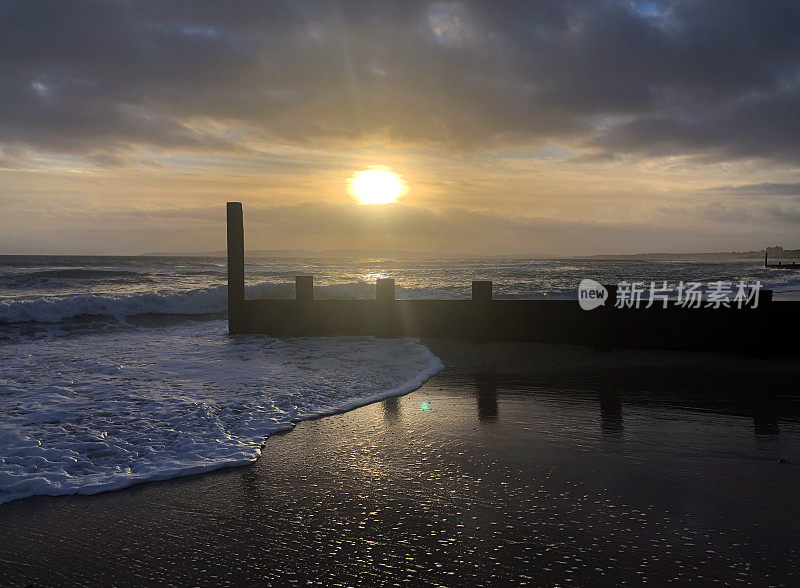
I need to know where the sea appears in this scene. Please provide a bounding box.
[1,254,798,505]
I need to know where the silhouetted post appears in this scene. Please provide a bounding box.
[472,280,492,303]
[596,284,618,351]
[296,275,313,302]
[472,280,493,340]
[376,278,395,303]
[760,288,773,357]
[604,284,618,309]
[746,289,774,358]
[764,250,768,268]
[227,202,245,333]
[376,278,396,337]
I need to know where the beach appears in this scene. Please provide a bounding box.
[6,2,800,584]
[2,339,799,586]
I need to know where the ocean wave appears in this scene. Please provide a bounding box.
[22,268,144,280]
[0,268,152,291]
[0,286,229,324]
[2,273,798,327]
[0,322,443,504]
[0,281,450,325]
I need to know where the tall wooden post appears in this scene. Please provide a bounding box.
[227,202,245,333]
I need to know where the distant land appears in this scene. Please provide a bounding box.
[139,249,485,260]
[587,247,800,261]
[583,251,766,261]
[137,248,799,261]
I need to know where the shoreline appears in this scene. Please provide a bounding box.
[1,339,799,585]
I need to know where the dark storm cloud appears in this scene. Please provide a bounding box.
[1,0,799,162]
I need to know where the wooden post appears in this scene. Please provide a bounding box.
[603,284,618,310]
[747,289,774,358]
[227,202,245,333]
[472,280,492,341]
[761,289,774,357]
[376,278,395,303]
[595,284,618,351]
[296,275,313,302]
[375,278,395,337]
[472,280,492,303]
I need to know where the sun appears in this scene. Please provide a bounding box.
[348,167,407,205]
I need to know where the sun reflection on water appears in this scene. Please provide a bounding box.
[362,272,390,283]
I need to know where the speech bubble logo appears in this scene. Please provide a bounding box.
[578,279,609,311]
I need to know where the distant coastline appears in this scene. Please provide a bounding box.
[134,248,781,262]
[582,251,767,262]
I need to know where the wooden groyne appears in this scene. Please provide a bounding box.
[765,247,800,269]
[227,203,800,355]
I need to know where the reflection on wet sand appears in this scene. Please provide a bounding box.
[456,370,794,446]
[2,361,800,586]
[753,392,780,437]
[599,386,624,438]
[474,373,499,422]
[382,396,401,422]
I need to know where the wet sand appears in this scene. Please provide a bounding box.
[1,340,800,586]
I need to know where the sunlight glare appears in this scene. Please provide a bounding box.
[348,167,407,205]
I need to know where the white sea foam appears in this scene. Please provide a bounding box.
[0,321,443,505]
[0,287,228,323]
[0,281,463,325]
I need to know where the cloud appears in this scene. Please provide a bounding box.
[711,182,800,197]
[658,201,753,224]
[765,207,800,224]
[1,0,799,164]
[0,145,32,169]
[11,200,773,255]
[593,84,800,161]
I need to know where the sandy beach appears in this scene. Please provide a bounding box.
[1,340,799,586]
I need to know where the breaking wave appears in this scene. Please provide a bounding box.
[0,281,448,325]
[0,323,443,504]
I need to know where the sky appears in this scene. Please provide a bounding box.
[1,0,799,256]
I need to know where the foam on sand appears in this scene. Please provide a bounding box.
[0,321,443,505]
